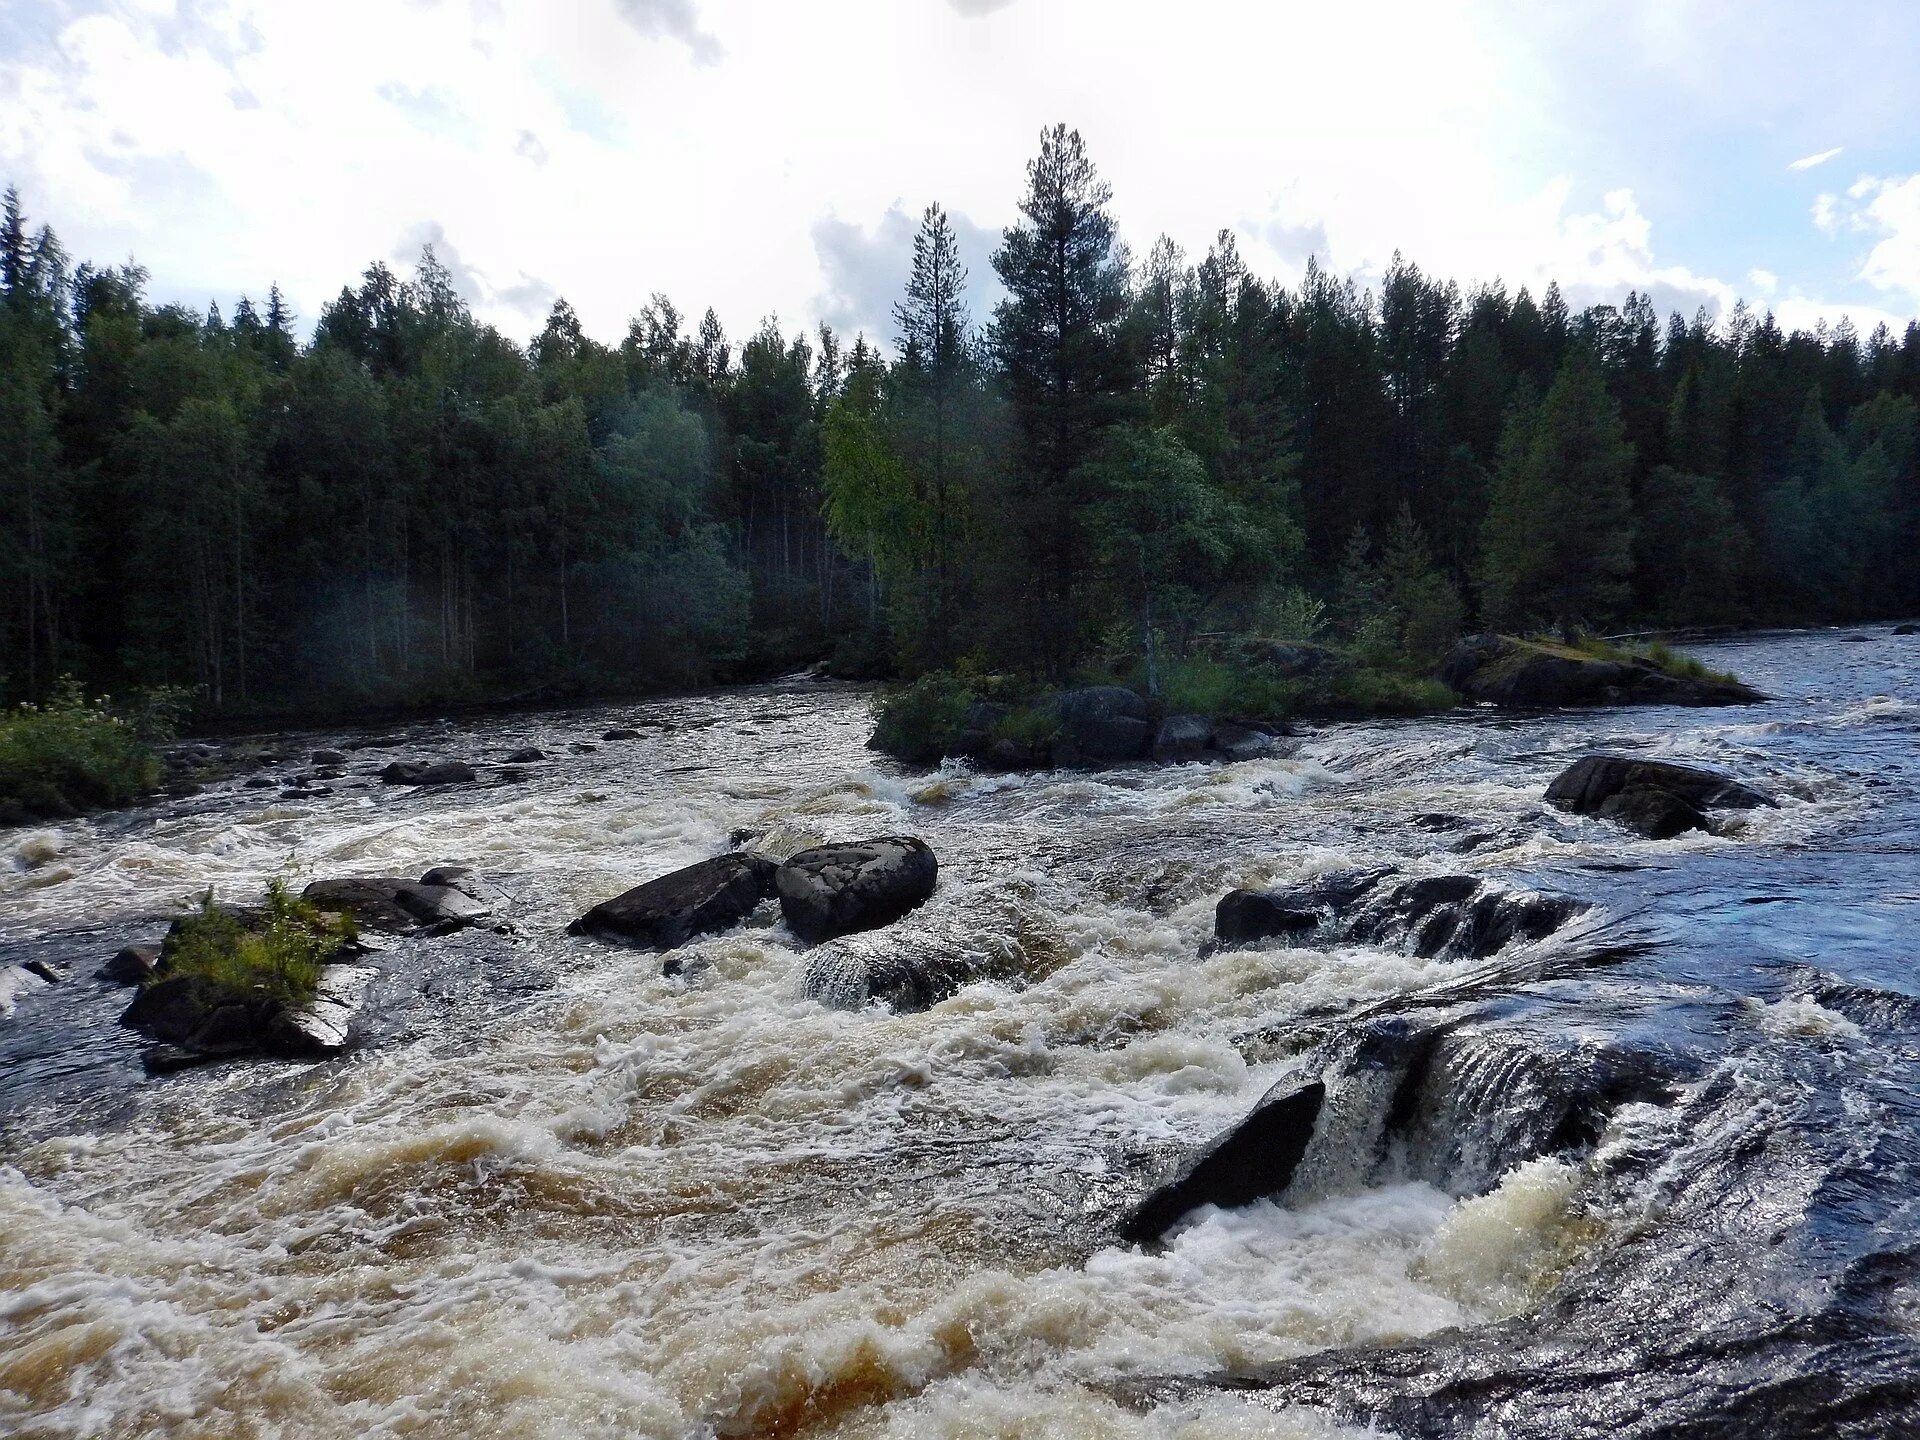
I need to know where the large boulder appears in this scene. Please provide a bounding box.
[776,836,938,944]
[121,974,277,1054]
[98,943,161,985]
[1442,635,1762,708]
[380,760,476,786]
[1152,714,1213,764]
[1122,1081,1327,1245]
[1209,722,1285,762]
[569,852,778,949]
[1546,755,1775,832]
[1049,687,1152,767]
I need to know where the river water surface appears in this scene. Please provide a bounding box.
[1,629,1916,1438]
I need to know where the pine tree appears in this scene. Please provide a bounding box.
[1479,349,1635,631]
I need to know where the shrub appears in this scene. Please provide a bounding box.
[0,678,168,818]
[1154,654,1299,721]
[159,880,355,1009]
[870,672,976,763]
[989,703,1062,748]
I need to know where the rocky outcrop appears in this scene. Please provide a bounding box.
[1442,635,1763,708]
[380,760,477,786]
[1050,687,1154,766]
[1546,754,1774,837]
[123,963,372,1066]
[1121,1081,1326,1245]
[776,836,939,944]
[569,852,778,949]
[1151,714,1214,763]
[98,943,161,985]
[302,876,491,934]
[1215,867,1580,961]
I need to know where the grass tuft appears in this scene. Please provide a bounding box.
[158,880,355,1009]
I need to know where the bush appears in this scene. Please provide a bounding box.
[870,672,976,763]
[1152,654,1299,721]
[989,703,1062,748]
[159,880,355,1009]
[0,678,169,818]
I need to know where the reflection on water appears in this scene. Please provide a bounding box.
[1,627,1916,1437]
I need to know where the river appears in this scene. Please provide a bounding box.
[1,628,1915,1438]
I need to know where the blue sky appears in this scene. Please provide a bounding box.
[2,0,1918,349]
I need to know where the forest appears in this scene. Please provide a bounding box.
[3,124,1918,718]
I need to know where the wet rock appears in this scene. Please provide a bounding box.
[496,767,528,784]
[1215,867,1579,961]
[602,727,641,740]
[1841,633,1873,642]
[302,876,490,934]
[243,776,277,789]
[804,931,1006,1012]
[776,836,939,944]
[504,746,547,763]
[121,975,275,1054]
[380,760,476,786]
[1049,687,1152,767]
[950,702,1011,763]
[420,864,511,910]
[1546,755,1775,829]
[1122,1081,1327,1245]
[279,786,332,800]
[1895,622,1917,636]
[987,736,1048,770]
[1441,634,1763,707]
[98,943,162,985]
[1210,722,1284,762]
[1595,785,1710,839]
[311,749,347,766]
[24,958,67,983]
[1153,714,1214,764]
[570,742,598,754]
[0,964,51,1014]
[570,852,778,949]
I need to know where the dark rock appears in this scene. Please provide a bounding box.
[504,747,547,763]
[603,727,641,740]
[1153,714,1214,764]
[1546,755,1774,818]
[420,865,511,910]
[1441,634,1763,708]
[302,876,490,933]
[1122,1081,1327,1245]
[804,932,1010,1012]
[496,767,528,784]
[987,737,1048,770]
[1210,722,1283,762]
[1895,623,1917,636]
[1049,687,1152,767]
[99,943,162,985]
[279,787,332,800]
[1841,633,1873,642]
[1595,786,1710,839]
[1412,812,1473,832]
[122,975,274,1053]
[243,776,277,789]
[311,749,347,766]
[24,958,66,983]
[569,852,778,949]
[570,742,598,755]
[776,836,939,944]
[1216,890,1323,943]
[380,760,476,786]
[950,702,1011,762]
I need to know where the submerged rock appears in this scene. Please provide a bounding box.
[504,747,547,763]
[776,836,939,944]
[1546,754,1774,839]
[379,760,476,786]
[1442,634,1763,708]
[1209,721,1286,762]
[570,852,778,949]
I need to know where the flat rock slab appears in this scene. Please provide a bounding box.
[776,836,938,944]
[303,877,490,933]
[570,852,778,949]
[380,761,476,786]
[1546,755,1774,816]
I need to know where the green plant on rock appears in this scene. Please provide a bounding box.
[869,672,976,763]
[158,880,356,1009]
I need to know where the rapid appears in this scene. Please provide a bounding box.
[1,627,1915,1438]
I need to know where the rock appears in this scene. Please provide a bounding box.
[496,767,528,784]
[569,852,779,949]
[1049,687,1152,767]
[950,702,1011,762]
[98,943,162,985]
[804,932,1007,1012]
[420,865,511,910]
[1215,867,1579,961]
[1441,634,1763,708]
[987,737,1048,770]
[279,787,332,800]
[1121,1081,1327,1245]
[263,964,372,1056]
[24,958,67,983]
[1152,714,1213,764]
[302,876,490,933]
[380,760,476,786]
[311,749,347,766]
[570,742,598,755]
[504,746,547,763]
[1545,755,1774,819]
[243,776,277,789]
[0,964,51,1015]
[1595,786,1710,839]
[1210,722,1283,762]
[1841,633,1873,642]
[603,728,641,740]
[121,975,275,1054]
[1895,623,1918,636]
[776,836,939,944]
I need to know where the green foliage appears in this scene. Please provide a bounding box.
[988,703,1062,748]
[158,880,355,1009]
[0,678,163,817]
[1151,655,1299,720]
[869,672,975,763]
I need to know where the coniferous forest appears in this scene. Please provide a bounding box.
[4,124,1919,718]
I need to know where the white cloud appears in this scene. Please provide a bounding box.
[1789,146,1843,171]
[1747,267,1779,295]
[1855,174,1920,305]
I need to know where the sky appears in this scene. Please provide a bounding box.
[4,0,1920,353]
